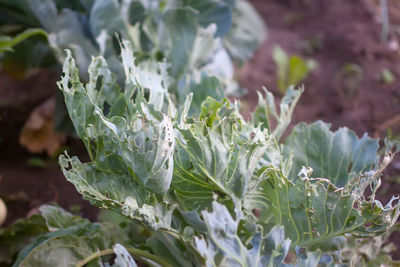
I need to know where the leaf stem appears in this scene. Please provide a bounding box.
[75,247,173,267]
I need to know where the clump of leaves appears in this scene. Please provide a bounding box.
[0,0,266,97]
[272,45,316,94]
[1,0,266,138]
[10,43,400,266]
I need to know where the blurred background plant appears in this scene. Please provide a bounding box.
[272,44,316,94]
[0,0,266,157]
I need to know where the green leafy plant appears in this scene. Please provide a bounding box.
[0,27,52,79]
[0,28,46,53]
[0,0,266,133]
[0,0,265,92]
[8,43,399,266]
[272,45,316,94]
[339,223,400,266]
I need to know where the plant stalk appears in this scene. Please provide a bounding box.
[75,247,173,267]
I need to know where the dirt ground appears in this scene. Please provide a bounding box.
[0,0,399,260]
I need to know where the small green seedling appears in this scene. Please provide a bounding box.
[272,45,316,94]
[379,68,395,84]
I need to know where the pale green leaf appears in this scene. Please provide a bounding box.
[0,215,48,265]
[109,244,138,267]
[252,86,303,141]
[272,46,315,93]
[89,0,125,38]
[187,74,224,117]
[14,211,125,267]
[172,99,270,210]
[26,0,58,31]
[286,121,380,187]
[223,0,266,64]
[122,198,175,230]
[146,232,202,266]
[39,204,87,230]
[197,201,290,267]
[272,45,288,91]
[246,122,399,249]
[179,0,232,37]
[59,48,175,194]
[59,154,148,217]
[249,167,399,248]
[162,7,197,80]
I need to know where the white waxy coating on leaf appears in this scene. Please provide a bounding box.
[111,244,137,267]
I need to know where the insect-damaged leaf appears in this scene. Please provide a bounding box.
[285,121,380,187]
[58,47,175,194]
[43,36,400,267]
[252,86,302,141]
[172,98,271,211]
[245,122,399,249]
[195,201,291,267]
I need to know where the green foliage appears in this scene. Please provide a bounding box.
[0,0,266,133]
[379,68,395,84]
[249,122,398,248]
[272,45,316,94]
[2,2,398,265]
[223,0,267,65]
[11,44,399,266]
[252,86,302,141]
[0,215,48,265]
[339,224,400,267]
[0,28,46,53]
[0,0,264,89]
[0,28,50,78]
[11,205,154,267]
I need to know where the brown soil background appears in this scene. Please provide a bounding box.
[0,0,399,261]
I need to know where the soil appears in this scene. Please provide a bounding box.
[0,0,400,262]
[0,149,96,227]
[0,70,98,226]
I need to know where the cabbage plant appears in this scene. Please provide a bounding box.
[0,0,266,98]
[0,0,266,135]
[10,43,400,267]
